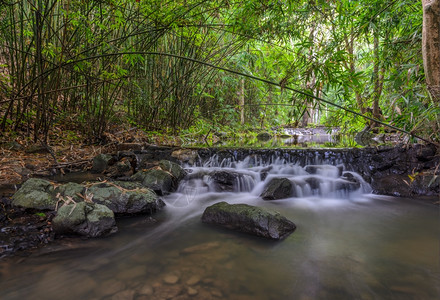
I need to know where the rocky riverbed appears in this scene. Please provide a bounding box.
[1,143,439,258]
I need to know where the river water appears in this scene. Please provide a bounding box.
[0,155,439,300]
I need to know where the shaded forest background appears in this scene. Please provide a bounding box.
[0,0,439,145]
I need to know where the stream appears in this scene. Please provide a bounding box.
[0,154,439,299]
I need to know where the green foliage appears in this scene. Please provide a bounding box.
[0,0,437,144]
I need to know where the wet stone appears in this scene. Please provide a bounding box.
[154,284,183,299]
[186,275,201,286]
[138,283,153,296]
[111,289,135,300]
[187,286,198,296]
[163,273,180,284]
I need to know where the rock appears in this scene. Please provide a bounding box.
[138,283,153,296]
[52,202,117,237]
[105,157,134,177]
[304,165,342,177]
[186,275,201,286]
[260,178,293,200]
[172,149,198,164]
[91,154,115,173]
[187,287,198,296]
[159,160,187,181]
[372,172,440,197]
[334,179,361,192]
[87,182,165,214]
[140,169,177,195]
[372,175,412,197]
[256,132,272,141]
[54,182,85,202]
[12,178,57,210]
[111,290,135,300]
[201,202,296,240]
[163,273,180,284]
[303,176,322,190]
[209,170,240,192]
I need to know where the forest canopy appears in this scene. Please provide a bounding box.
[0,0,438,144]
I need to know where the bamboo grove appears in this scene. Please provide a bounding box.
[0,0,439,143]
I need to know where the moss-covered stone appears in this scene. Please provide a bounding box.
[202,201,296,240]
[12,178,57,210]
[54,182,85,202]
[159,160,187,181]
[260,178,293,200]
[87,182,165,214]
[53,202,116,237]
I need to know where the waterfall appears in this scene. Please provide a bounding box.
[167,152,371,208]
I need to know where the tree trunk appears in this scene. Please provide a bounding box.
[422,0,440,101]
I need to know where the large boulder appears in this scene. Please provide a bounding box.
[260,178,293,200]
[87,182,165,214]
[52,202,116,237]
[201,202,296,240]
[12,178,57,210]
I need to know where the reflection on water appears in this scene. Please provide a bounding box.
[0,164,439,299]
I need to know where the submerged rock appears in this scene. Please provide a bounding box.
[52,202,116,237]
[201,201,296,240]
[12,178,57,210]
[260,178,293,200]
[87,182,165,214]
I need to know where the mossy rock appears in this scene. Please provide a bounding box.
[12,178,57,210]
[53,202,116,237]
[54,182,85,202]
[159,160,187,181]
[87,182,165,214]
[202,201,296,240]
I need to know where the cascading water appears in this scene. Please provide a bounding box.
[167,153,371,209]
[0,152,438,300]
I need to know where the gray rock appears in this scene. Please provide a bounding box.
[260,178,293,200]
[52,202,117,237]
[140,169,177,195]
[159,160,187,181]
[12,178,57,210]
[202,201,296,240]
[91,154,115,173]
[54,182,85,202]
[87,182,165,214]
[209,170,240,192]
